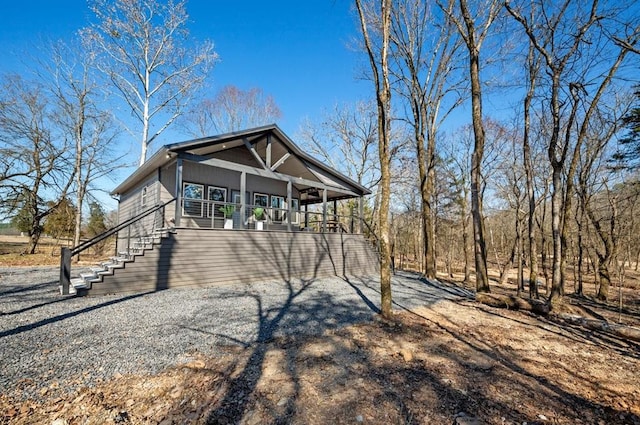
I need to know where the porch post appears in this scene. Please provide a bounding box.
[174,157,183,227]
[359,196,364,234]
[304,204,308,228]
[240,171,246,229]
[59,247,71,295]
[286,180,292,232]
[322,188,327,232]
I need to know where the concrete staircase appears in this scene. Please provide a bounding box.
[68,228,175,295]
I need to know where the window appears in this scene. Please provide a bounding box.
[254,193,268,207]
[271,195,285,223]
[182,182,204,217]
[254,193,268,221]
[291,198,300,225]
[208,186,227,217]
[141,185,148,207]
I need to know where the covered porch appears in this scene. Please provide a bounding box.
[129,124,371,235]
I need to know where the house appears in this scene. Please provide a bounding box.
[60,124,379,296]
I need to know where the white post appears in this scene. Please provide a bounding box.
[240,171,246,229]
[286,181,292,231]
[322,188,327,232]
[174,157,183,227]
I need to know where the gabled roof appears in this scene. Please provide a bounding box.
[111,124,371,202]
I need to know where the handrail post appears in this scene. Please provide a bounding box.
[127,225,131,256]
[350,203,354,234]
[60,247,71,295]
[359,196,364,234]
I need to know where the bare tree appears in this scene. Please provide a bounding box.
[575,100,634,300]
[83,0,218,166]
[298,101,379,189]
[439,0,501,293]
[184,85,282,136]
[355,0,394,318]
[48,41,122,248]
[505,0,640,307]
[0,76,75,253]
[439,128,474,284]
[519,25,542,299]
[390,0,464,279]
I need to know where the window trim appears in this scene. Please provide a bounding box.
[253,192,268,207]
[291,198,300,225]
[271,195,285,223]
[182,182,204,217]
[141,185,148,207]
[207,186,227,218]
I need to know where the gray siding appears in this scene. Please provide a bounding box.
[159,162,177,225]
[117,171,161,252]
[213,146,261,167]
[84,229,379,295]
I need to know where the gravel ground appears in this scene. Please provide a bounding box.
[0,266,472,400]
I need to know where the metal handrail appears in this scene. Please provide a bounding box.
[71,198,176,256]
[59,198,177,295]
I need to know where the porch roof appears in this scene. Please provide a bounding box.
[111,124,372,203]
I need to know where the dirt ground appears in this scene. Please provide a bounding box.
[2,279,639,425]
[0,235,112,267]
[2,237,639,424]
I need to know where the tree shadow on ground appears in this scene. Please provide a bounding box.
[0,290,153,339]
[191,302,639,424]
[124,268,640,424]
[202,275,388,424]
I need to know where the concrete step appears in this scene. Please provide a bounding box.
[79,272,102,284]
[104,263,125,273]
[70,277,89,289]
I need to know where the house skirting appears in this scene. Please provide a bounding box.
[84,228,379,296]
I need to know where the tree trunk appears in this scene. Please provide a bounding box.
[522,42,539,300]
[417,131,437,279]
[355,0,393,319]
[462,191,471,284]
[27,228,41,255]
[498,234,516,286]
[549,166,564,307]
[596,259,611,301]
[468,49,490,293]
[517,218,524,296]
[476,292,549,315]
[576,211,584,296]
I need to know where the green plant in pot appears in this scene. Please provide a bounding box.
[219,205,236,229]
[219,204,235,219]
[253,207,265,220]
[253,207,265,230]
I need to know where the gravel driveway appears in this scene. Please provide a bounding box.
[0,266,472,399]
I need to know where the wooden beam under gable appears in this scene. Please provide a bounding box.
[266,133,272,168]
[244,137,268,170]
[270,152,291,171]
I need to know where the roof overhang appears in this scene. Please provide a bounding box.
[111,124,372,201]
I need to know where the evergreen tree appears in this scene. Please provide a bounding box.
[86,202,107,237]
[613,88,640,169]
[43,198,76,239]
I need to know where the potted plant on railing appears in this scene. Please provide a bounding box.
[219,205,236,229]
[253,207,266,230]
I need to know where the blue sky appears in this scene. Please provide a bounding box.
[0,1,373,209]
[0,1,371,137]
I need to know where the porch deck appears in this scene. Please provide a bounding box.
[74,227,379,296]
